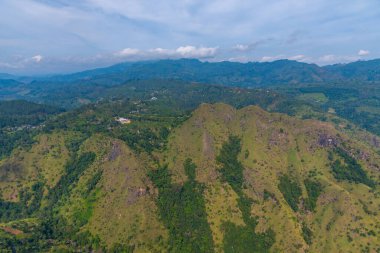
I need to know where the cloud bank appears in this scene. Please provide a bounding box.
[115,46,217,60]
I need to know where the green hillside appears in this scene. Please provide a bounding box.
[0,102,379,252]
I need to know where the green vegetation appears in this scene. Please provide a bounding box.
[0,75,380,252]
[331,148,374,187]
[280,86,380,136]
[44,98,187,154]
[0,130,36,158]
[47,152,96,206]
[86,170,102,194]
[297,93,328,105]
[216,136,244,194]
[222,223,275,253]
[0,100,62,128]
[217,136,275,253]
[278,175,302,212]
[0,100,62,158]
[0,182,44,222]
[304,179,323,212]
[301,223,313,245]
[149,159,215,253]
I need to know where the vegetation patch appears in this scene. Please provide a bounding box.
[304,179,323,212]
[330,148,374,187]
[301,223,313,245]
[217,136,275,253]
[278,175,302,212]
[0,182,44,222]
[73,189,99,227]
[47,152,96,206]
[149,159,215,253]
[216,136,244,194]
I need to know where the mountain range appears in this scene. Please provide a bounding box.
[0,59,380,252]
[2,58,380,87]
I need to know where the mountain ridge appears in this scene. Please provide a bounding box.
[1,102,379,252]
[2,58,380,86]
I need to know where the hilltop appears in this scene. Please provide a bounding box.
[0,102,379,252]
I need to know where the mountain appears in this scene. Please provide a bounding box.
[0,79,22,88]
[2,57,380,140]
[1,59,380,252]
[3,58,380,88]
[32,59,328,87]
[0,73,17,80]
[326,59,380,81]
[0,101,379,252]
[28,58,380,87]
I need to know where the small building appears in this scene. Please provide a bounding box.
[116,117,132,124]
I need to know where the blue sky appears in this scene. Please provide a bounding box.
[0,0,379,74]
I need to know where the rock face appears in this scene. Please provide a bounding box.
[318,133,339,147]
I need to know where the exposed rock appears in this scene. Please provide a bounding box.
[126,187,148,205]
[108,142,122,161]
[318,133,339,147]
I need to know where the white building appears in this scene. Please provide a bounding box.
[116,117,132,124]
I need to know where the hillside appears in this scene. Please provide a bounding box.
[0,100,63,159]
[0,103,379,252]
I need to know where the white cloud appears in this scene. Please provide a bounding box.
[288,54,306,61]
[150,48,172,55]
[228,56,250,63]
[175,46,217,58]
[116,48,141,57]
[233,44,250,51]
[260,55,284,62]
[319,54,336,62]
[358,49,370,56]
[232,39,272,53]
[1,0,380,74]
[318,54,360,64]
[115,46,217,60]
[31,55,43,63]
[0,61,17,68]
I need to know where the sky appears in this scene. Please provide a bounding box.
[0,0,379,75]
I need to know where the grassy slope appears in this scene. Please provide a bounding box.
[163,103,380,253]
[1,103,379,252]
[59,134,167,251]
[0,132,69,201]
[0,132,167,252]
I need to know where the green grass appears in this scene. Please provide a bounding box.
[297,93,328,104]
[73,189,99,227]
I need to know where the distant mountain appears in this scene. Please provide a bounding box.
[0,73,17,79]
[0,79,22,87]
[2,59,380,138]
[325,59,380,81]
[33,58,380,87]
[2,58,380,87]
[38,59,328,87]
